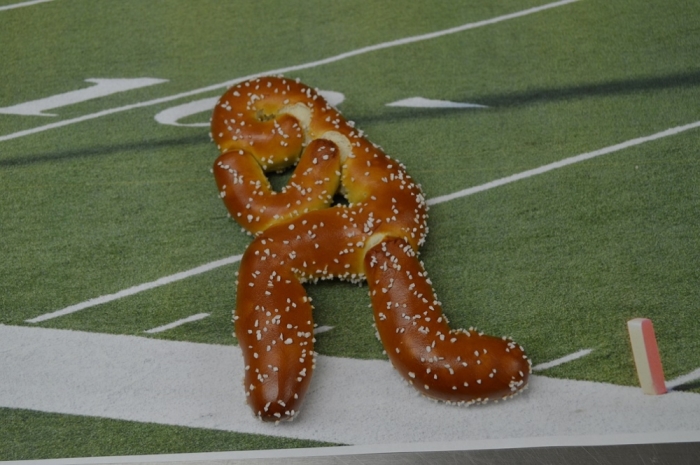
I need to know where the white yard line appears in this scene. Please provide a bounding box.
[1,324,698,446]
[25,255,241,323]
[0,0,578,143]
[427,119,700,206]
[532,349,593,372]
[144,313,210,334]
[529,348,700,391]
[25,118,700,324]
[667,368,700,390]
[0,0,52,12]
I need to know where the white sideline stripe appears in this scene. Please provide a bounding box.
[25,118,700,323]
[0,0,52,12]
[2,324,699,447]
[25,255,242,323]
[144,313,210,334]
[427,119,700,206]
[667,367,700,390]
[0,0,578,143]
[532,349,593,372]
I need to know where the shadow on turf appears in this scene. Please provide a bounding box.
[0,134,210,168]
[672,380,700,393]
[478,69,700,107]
[354,70,700,124]
[4,70,699,166]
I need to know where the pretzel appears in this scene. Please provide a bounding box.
[211,76,530,422]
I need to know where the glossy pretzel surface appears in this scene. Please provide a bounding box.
[211,76,530,421]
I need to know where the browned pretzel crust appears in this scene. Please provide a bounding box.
[211,76,530,422]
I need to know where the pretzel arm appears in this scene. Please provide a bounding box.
[214,138,342,234]
[364,237,530,404]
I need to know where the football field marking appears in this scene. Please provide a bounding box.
[24,118,700,323]
[25,255,242,323]
[153,90,344,127]
[387,97,487,109]
[144,313,210,334]
[0,0,578,143]
[532,348,593,372]
[3,324,700,446]
[0,78,168,116]
[667,368,700,390]
[153,97,218,127]
[0,0,52,12]
[427,119,700,206]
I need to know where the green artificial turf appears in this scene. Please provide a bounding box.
[0,407,339,461]
[1,0,699,460]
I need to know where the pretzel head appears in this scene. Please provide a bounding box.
[212,79,303,171]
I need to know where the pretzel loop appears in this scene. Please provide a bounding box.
[211,76,530,422]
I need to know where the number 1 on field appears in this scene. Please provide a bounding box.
[0,78,167,116]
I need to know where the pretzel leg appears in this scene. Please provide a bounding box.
[214,138,342,234]
[364,237,530,404]
[235,237,316,422]
[234,206,368,422]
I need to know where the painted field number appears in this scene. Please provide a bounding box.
[154,90,345,127]
[0,78,168,116]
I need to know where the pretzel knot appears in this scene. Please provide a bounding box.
[211,76,530,422]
